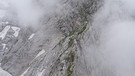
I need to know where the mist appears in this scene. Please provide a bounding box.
[5,0,62,28]
[91,0,135,76]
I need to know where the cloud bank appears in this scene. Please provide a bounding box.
[5,0,61,27]
[91,0,135,76]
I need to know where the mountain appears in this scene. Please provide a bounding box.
[1,0,135,76]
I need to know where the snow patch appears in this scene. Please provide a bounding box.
[0,26,10,40]
[28,33,35,40]
[11,27,20,37]
[20,67,30,76]
[0,67,12,76]
[2,43,6,50]
[38,69,45,76]
[35,49,45,58]
[30,49,45,65]
[5,47,8,50]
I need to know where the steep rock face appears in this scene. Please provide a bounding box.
[0,0,103,76]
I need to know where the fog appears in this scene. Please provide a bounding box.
[5,0,61,27]
[92,0,135,76]
[9,0,44,26]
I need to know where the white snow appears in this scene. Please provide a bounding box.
[0,26,10,40]
[35,49,45,58]
[11,27,20,37]
[38,69,45,76]
[30,49,45,65]
[0,67,12,76]
[20,49,45,76]
[20,67,30,76]
[28,33,35,40]
[2,43,6,50]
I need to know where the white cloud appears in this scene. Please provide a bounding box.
[91,0,135,75]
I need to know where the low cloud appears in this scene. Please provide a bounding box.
[91,0,135,76]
